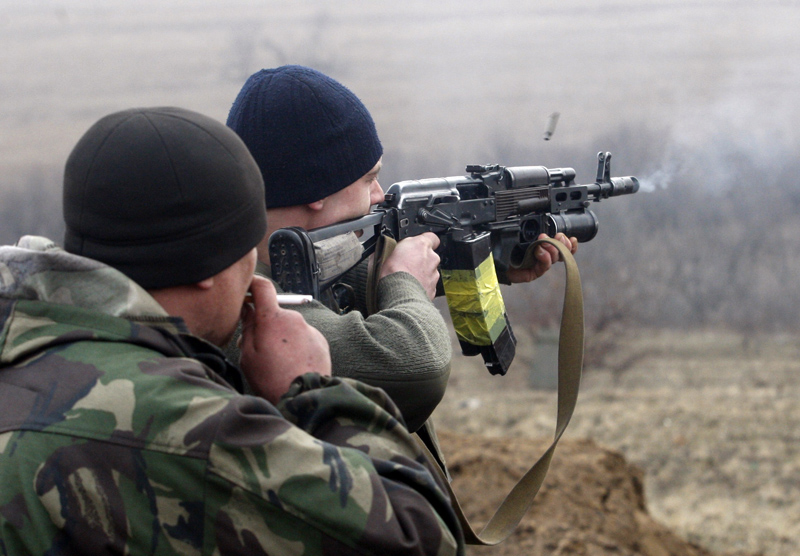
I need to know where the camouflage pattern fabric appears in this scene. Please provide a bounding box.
[0,237,463,555]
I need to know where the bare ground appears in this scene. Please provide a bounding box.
[432,328,800,556]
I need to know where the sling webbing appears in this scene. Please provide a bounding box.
[364,233,397,316]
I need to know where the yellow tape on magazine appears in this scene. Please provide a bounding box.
[441,253,507,346]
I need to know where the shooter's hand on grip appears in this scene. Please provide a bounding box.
[379,232,441,300]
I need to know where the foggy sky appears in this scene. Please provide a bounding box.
[2,0,799,188]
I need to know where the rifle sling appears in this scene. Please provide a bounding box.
[416,237,584,545]
[365,233,397,316]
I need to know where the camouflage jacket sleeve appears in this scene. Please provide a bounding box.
[275,270,452,433]
[0,353,463,556]
[208,372,464,556]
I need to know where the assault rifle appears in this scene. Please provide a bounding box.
[270,152,639,375]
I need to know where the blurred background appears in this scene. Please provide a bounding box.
[2,2,800,554]
[2,0,799,338]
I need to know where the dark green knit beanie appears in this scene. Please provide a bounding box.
[63,107,267,289]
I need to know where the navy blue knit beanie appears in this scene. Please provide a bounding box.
[227,65,383,208]
[63,107,267,289]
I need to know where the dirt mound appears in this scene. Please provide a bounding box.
[437,430,757,556]
[431,328,799,555]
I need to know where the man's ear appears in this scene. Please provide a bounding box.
[307,199,325,211]
[195,276,215,290]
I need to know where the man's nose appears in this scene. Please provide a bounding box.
[370,181,384,205]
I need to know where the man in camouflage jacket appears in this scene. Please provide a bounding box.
[0,108,463,555]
